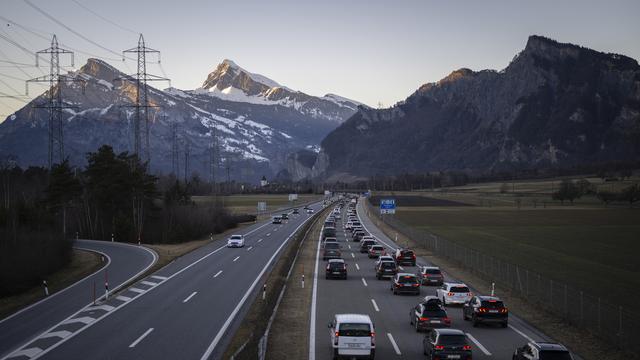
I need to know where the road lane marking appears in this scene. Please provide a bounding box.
[347,244,351,249]
[129,328,154,348]
[351,253,355,258]
[361,278,368,287]
[183,291,198,303]
[116,295,132,302]
[9,347,42,358]
[509,324,536,343]
[466,333,492,356]
[387,333,401,355]
[247,246,253,251]
[61,316,94,325]
[371,299,380,312]
[151,275,167,281]
[233,256,240,262]
[309,224,324,360]
[213,270,223,278]
[129,287,145,294]
[38,330,72,340]
[266,233,271,237]
[355,263,360,271]
[257,238,263,242]
[140,280,157,286]
[85,304,115,312]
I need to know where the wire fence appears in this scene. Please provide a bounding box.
[364,200,640,352]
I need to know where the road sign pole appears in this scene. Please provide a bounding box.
[43,280,49,297]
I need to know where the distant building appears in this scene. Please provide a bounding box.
[260,176,269,187]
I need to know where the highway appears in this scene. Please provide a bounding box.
[0,240,157,359]
[2,201,324,360]
[311,198,580,359]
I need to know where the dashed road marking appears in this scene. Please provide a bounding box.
[85,304,115,312]
[509,324,536,343]
[38,330,72,340]
[140,281,157,287]
[266,233,271,237]
[9,347,42,358]
[351,253,355,258]
[214,270,223,278]
[387,333,402,355]
[371,299,380,312]
[257,238,263,243]
[183,291,198,303]
[129,328,154,348]
[129,287,145,294]
[466,333,492,356]
[247,246,253,251]
[347,244,351,249]
[151,275,167,281]
[61,316,94,325]
[355,263,360,271]
[117,295,132,302]
[361,278,368,287]
[233,256,240,262]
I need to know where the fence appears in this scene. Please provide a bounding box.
[364,199,640,352]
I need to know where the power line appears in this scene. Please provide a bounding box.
[70,0,139,35]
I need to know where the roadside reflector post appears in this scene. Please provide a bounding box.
[490,282,495,296]
[262,284,266,300]
[302,274,305,289]
[43,280,49,297]
[105,270,109,301]
[210,233,213,241]
[111,233,114,242]
[137,236,141,245]
[76,231,79,240]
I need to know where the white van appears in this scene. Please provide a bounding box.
[328,314,375,359]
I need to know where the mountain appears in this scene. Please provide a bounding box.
[307,35,640,180]
[0,59,362,181]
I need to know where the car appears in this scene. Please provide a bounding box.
[463,295,509,327]
[323,227,337,240]
[325,220,336,228]
[436,282,473,306]
[375,261,397,280]
[326,259,348,279]
[367,244,386,258]
[352,230,366,242]
[323,242,342,260]
[307,208,314,214]
[417,266,444,286]
[409,301,451,332]
[374,255,395,268]
[328,314,375,360]
[292,208,299,214]
[394,248,416,266]
[391,273,420,295]
[344,221,354,230]
[272,216,282,224]
[360,239,377,253]
[281,213,289,220]
[227,234,245,248]
[323,237,339,246]
[423,328,472,360]
[513,342,574,360]
[361,235,375,242]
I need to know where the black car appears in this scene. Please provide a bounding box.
[352,231,366,242]
[360,239,377,253]
[325,259,347,279]
[375,261,397,279]
[322,227,337,240]
[292,208,299,214]
[417,266,444,286]
[513,342,574,360]
[391,273,420,295]
[463,295,508,327]
[281,213,289,220]
[394,248,416,266]
[423,329,472,360]
[322,242,342,260]
[410,302,451,332]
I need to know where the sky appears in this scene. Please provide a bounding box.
[1,0,639,120]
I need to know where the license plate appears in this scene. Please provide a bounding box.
[347,343,363,348]
[333,272,340,274]
[430,280,438,282]
[431,320,441,323]
[447,356,460,359]
[489,310,499,313]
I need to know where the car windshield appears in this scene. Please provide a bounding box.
[539,351,573,360]
[338,323,370,337]
[438,335,467,346]
[425,269,441,274]
[450,286,470,293]
[398,276,417,283]
[231,236,242,240]
[423,309,447,317]
[482,300,504,308]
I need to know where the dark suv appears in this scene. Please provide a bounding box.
[394,248,416,266]
[417,266,444,286]
[360,239,376,253]
[391,273,420,295]
[409,301,451,332]
[463,295,508,327]
[423,329,472,360]
[513,342,574,360]
[375,261,397,279]
[325,259,347,279]
[322,242,342,261]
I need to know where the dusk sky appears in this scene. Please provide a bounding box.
[1,0,639,120]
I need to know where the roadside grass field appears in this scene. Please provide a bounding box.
[192,194,322,214]
[395,205,640,310]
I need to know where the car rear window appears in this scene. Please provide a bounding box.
[438,335,467,346]
[329,262,345,269]
[423,309,447,317]
[401,250,414,256]
[338,323,370,336]
[370,245,383,250]
[398,275,418,283]
[481,300,504,308]
[381,262,396,269]
[450,286,470,293]
[539,351,573,360]
[324,243,340,250]
[425,268,441,275]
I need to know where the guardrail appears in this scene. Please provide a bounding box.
[363,199,640,353]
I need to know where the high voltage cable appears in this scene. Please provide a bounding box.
[70,0,139,35]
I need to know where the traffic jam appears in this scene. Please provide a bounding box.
[315,196,575,360]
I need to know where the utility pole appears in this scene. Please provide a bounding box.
[26,35,83,169]
[115,34,169,165]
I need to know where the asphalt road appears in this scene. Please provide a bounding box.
[0,240,157,359]
[3,201,325,360]
[312,198,579,360]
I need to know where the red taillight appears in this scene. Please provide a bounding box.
[334,331,339,345]
[412,283,420,287]
[419,317,429,321]
[478,307,487,313]
[463,345,471,351]
[447,292,454,296]
[501,307,508,313]
[371,332,375,346]
[434,345,445,350]
[412,254,416,259]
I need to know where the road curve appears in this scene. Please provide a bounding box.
[0,239,157,359]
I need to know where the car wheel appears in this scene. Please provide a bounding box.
[332,348,339,360]
[415,320,420,332]
[325,275,328,279]
[410,316,413,325]
[502,321,508,328]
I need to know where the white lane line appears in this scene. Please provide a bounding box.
[233,256,240,262]
[266,233,271,237]
[151,275,167,281]
[466,332,492,356]
[309,224,324,360]
[129,328,154,348]
[509,324,536,343]
[116,295,132,302]
[355,263,360,271]
[351,253,355,258]
[361,277,368,287]
[85,304,115,312]
[9,347,42,358]
[371,299,380,312]
[213,270,223,278]
[347,244,351,249]
[38,330,72,340]
[61,316,94,325]
[387,333,402,355]
[247,246,253,251]
[129,287,145,294]
[183,291,198,303]
[257,238,263,243]
[140,280,157,287]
